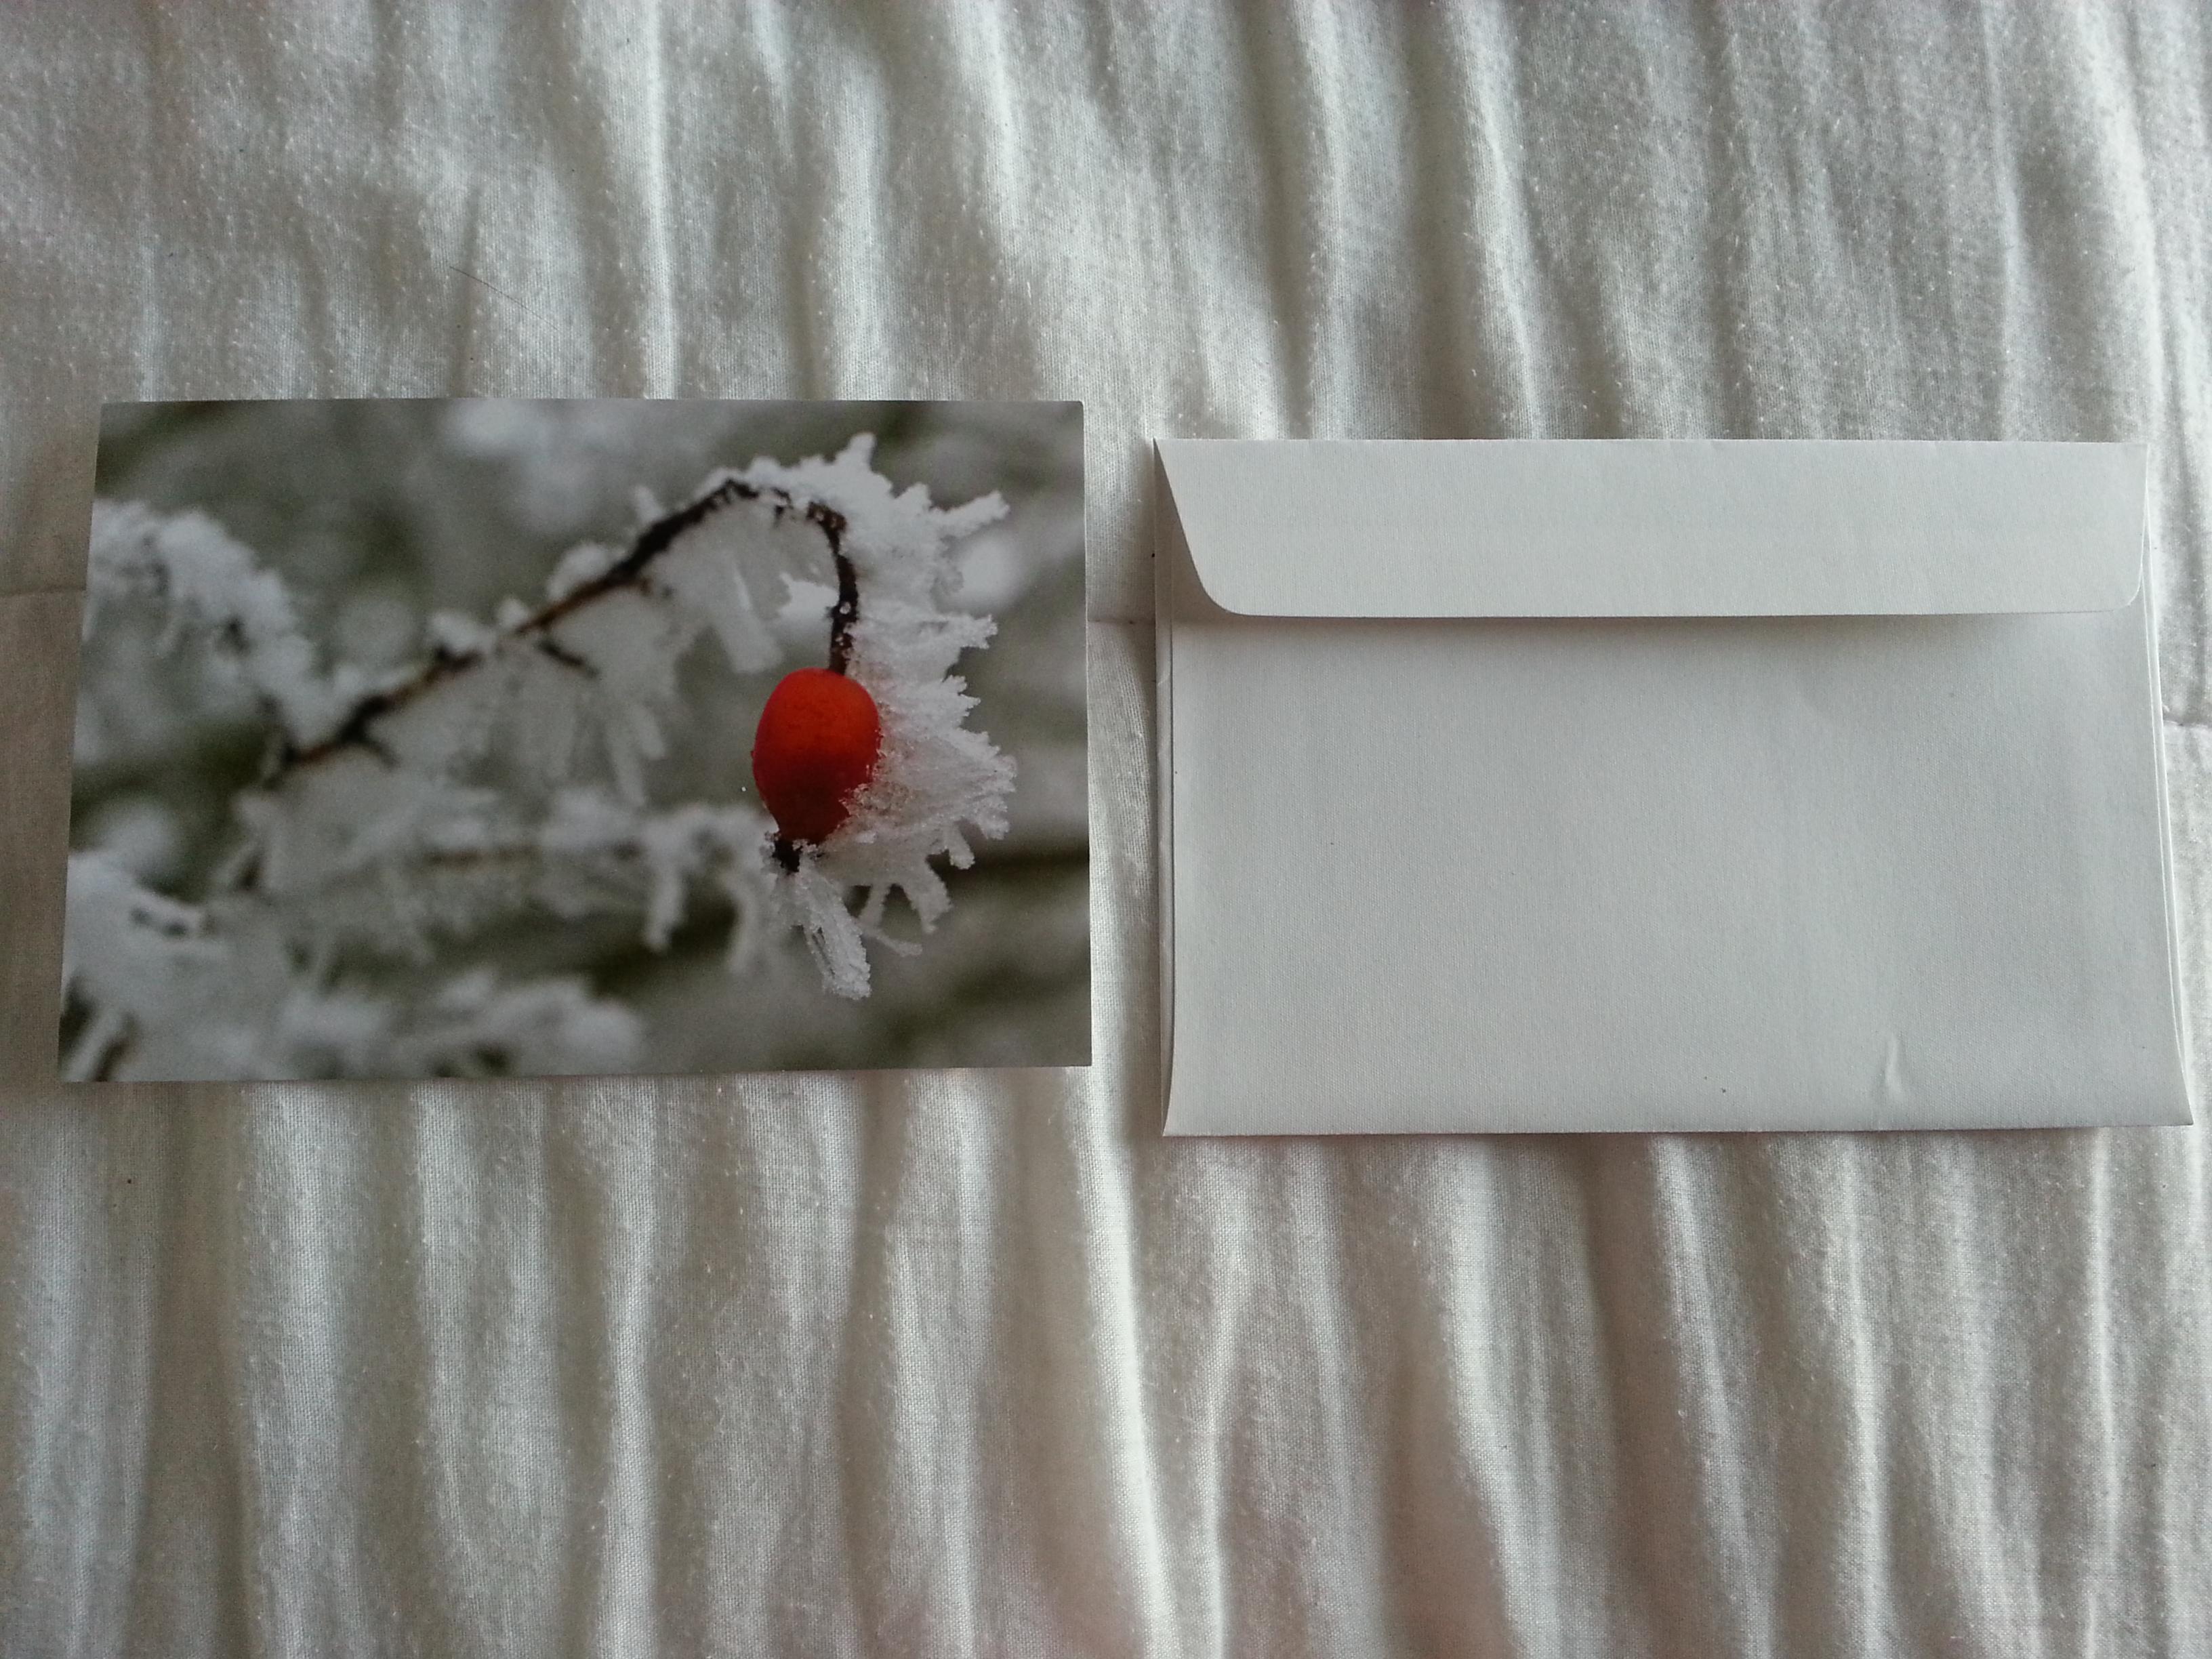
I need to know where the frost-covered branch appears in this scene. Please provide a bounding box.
[62,848,647,1082]
[258,789,776,970]
[66,432,1021,1078]
[271,474,857,778]
[85,501,357,744]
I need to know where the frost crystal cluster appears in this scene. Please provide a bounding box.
[64,436,1015,1081]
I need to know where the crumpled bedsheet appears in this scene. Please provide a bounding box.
[3,4,2208,1654]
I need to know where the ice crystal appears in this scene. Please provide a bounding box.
[733,435,1016,996]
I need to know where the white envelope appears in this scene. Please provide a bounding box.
[1155,440,2194,1134]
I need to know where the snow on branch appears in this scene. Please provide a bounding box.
[266,471,852,779]
[61,850,644,1081]
[86,501,353,744]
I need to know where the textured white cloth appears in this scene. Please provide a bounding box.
[3,4,2209,1654]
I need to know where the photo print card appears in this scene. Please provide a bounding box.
[60,400,1088,1082]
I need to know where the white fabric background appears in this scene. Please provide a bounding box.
[3,3,2209,1654]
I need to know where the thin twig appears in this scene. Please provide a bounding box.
[63,1003,136,1084]
[90,1017,135,1084]
[827,545,861,676]
[269,476,854,781]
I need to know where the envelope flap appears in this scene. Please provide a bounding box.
[1158,439,2147,617]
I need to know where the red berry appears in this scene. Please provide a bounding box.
[751,668,882,846]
